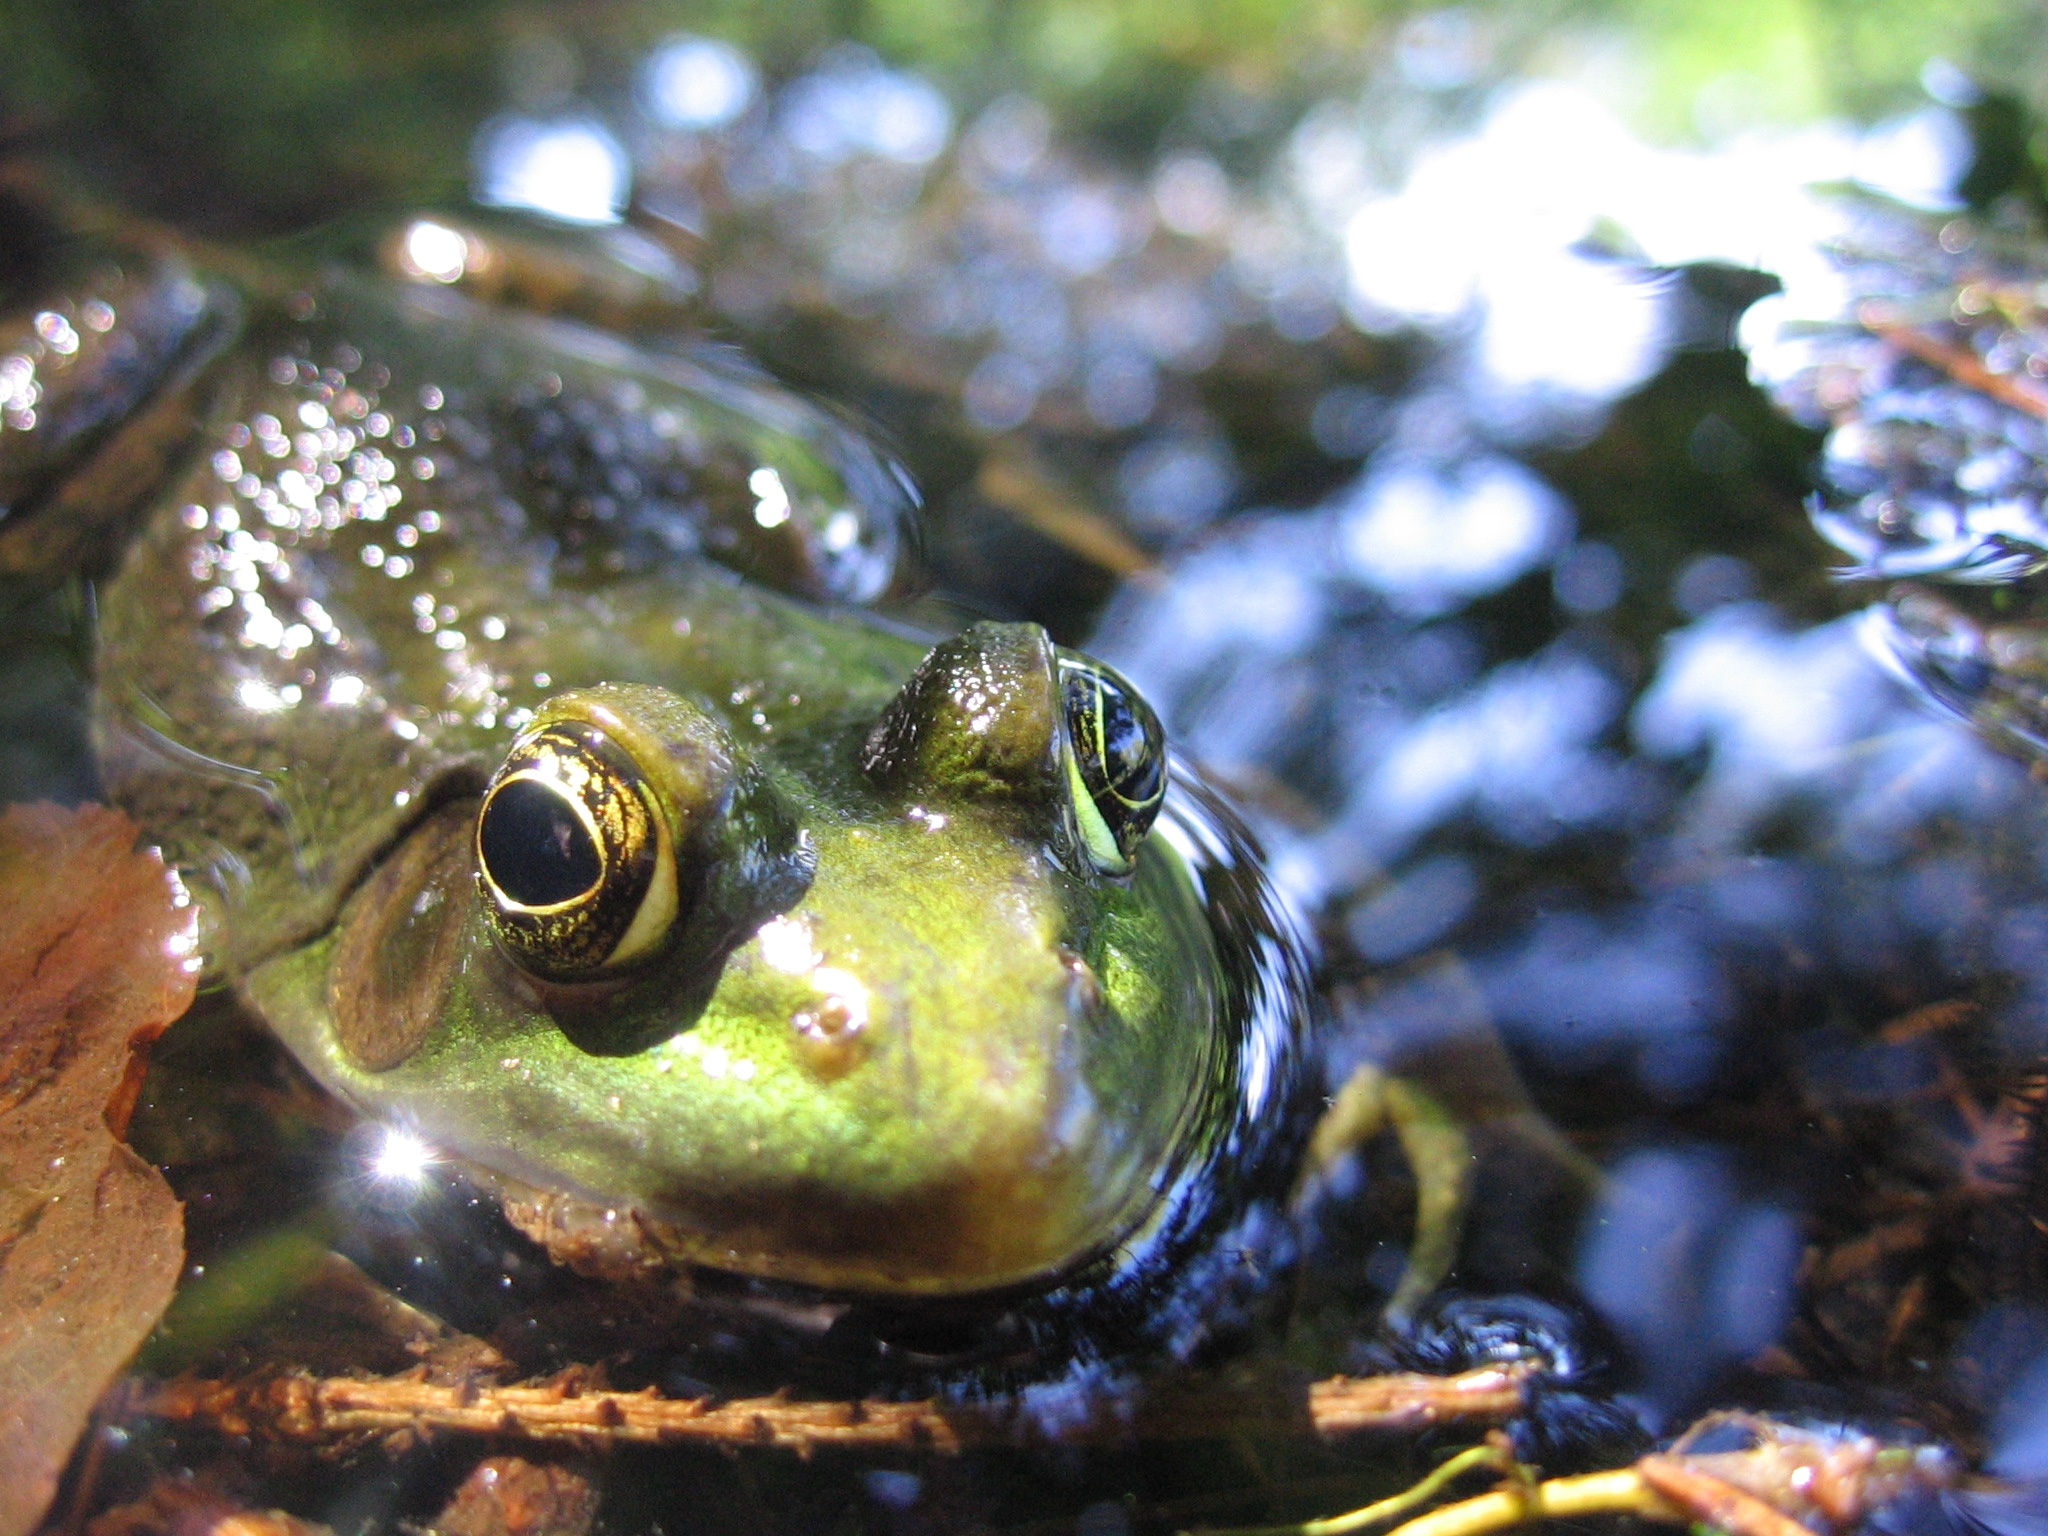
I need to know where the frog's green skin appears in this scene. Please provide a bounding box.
[2,226,1317,1369]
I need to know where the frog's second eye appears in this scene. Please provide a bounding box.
[476,721,679,982]
[1056,651,1167,875]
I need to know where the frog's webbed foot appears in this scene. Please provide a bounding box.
[1292,1061,1474,1325]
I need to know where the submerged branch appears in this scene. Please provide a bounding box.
[1370,1468,1689,1536]
[130,1363,1534,1455]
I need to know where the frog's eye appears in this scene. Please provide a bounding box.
[1056,651,1167,876]
[475,720,679,982]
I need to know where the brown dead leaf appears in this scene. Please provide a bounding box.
[0,802,195,1536]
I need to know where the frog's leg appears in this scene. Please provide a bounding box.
[1292,1061,1474,1324]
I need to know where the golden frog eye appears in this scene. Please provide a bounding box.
[1056,649,1167,876]
[476,719,679,981]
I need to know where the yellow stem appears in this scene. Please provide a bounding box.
[1379,1469,1688,1536]
[1192,1441,1509,1536]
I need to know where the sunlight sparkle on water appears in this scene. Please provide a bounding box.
[756,913,820,974]
[235,678,290,713]
[749,466,792,528]
[1339,455,1568,615]
[398,221,469,284]
[780,51,953,166]
[367,1128,437,1187]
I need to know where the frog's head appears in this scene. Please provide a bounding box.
[255,622,1262,1297]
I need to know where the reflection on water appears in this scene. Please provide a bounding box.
[410,33,2048,1501]
[1579,1145,1800,1424]
[640,36,758,133]
[474,115,632,226]
[417,25,2048,1514]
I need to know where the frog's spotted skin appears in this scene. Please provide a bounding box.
[15,234,1316,1369]
[98,277,914,980]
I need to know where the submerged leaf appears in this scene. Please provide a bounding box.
[0,802,195,1536]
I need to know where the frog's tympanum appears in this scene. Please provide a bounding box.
[0,216,1316,1376]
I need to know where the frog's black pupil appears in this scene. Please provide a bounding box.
[480,778,602,907]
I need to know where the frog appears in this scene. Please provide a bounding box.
[0,203,1326,1387]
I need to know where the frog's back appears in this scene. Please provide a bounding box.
[81,264,920,970]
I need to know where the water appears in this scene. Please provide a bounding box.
[507,19,2048,1494]
[20,12,2048,1533]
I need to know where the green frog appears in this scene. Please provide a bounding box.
[0,211,1319,1380]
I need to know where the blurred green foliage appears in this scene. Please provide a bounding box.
[1,0,2045,234]
[1612,0,2042,135]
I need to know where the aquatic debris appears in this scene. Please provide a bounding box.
[1193,1412,1968,1536]
[1758,192,2048,585]
[424,1455,599,1536]
[84,1475,333,1536]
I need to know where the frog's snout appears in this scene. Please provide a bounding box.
[860,621,1064,807]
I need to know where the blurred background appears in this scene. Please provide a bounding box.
[19,0,2048,1528]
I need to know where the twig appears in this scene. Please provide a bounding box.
[977,449,1157,579]
[1306,1368,1529,1438]
[1273,1421,1960,1536]
[1635,1455,1824,1536]
[129,1363,1534,1456]
[133,1374,972,1455]
[1857,303,2048,420]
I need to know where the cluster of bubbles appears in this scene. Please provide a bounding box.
[1757,194,2048,582]
[1750,189,2048,788]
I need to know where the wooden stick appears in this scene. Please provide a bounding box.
[130,1363,1533,1456]
[1636,1455,1829,1536]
